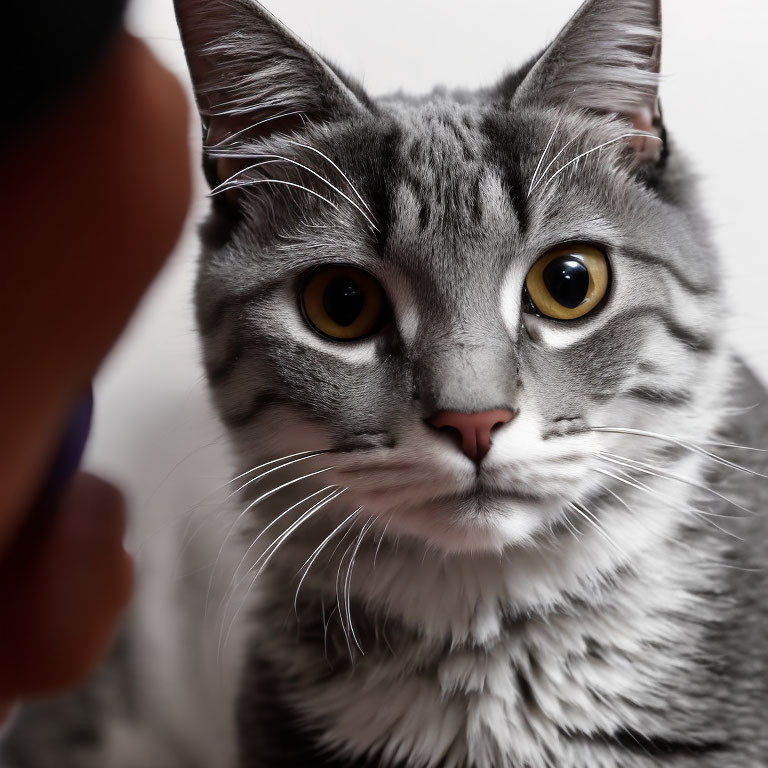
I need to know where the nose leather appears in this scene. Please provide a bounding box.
[428,409,516,463]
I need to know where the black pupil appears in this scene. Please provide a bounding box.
[323,277,365,327]
[542,256,590,309]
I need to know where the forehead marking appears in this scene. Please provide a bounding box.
[396,109,493,237]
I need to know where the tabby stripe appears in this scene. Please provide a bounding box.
[206,336,245,384]
[222,391,290,429]
[623,386,692,406]
[607,730,726,756]
[610,307,714,353]
[623,248,714,296]
[479,114,529,233]
[198,286,274,336]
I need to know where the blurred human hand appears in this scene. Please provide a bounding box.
[0,31,191,709]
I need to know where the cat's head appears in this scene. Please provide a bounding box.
[176,0,727,554]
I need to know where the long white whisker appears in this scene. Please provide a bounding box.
[568,501,630,560]
[560,510,583,541]
[594,479,731,565]
[538,132,662,193]
[210,178,341,214]
[187,450,329,546]
[594,467,744,542]
[528,134,582,195]
[227,452,330,504]
[204,110,306,150]
[701,440,768,452]
[344,516,375,654]
[325,512,361,567]
[209,159,286,194]
[373,518,391,570]
[294,506,361,613]
[285,139,376,218]
[204,455,331,621]
[598,451,754,516]
[247,490,343,582]
[228,450,329,488]
[216,488,334,662]
[231,485,339,592]
[323,603,339,664]
[209,153,378,232]
[211,464,335,596]
[528,117,562,196]
[219,489,341,659]
[335,537,357,659]
[592,426,768,480]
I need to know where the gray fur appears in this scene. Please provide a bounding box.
[4,1,767,767]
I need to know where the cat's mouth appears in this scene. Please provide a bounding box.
[444,487,546,505]
[344,476,546,505]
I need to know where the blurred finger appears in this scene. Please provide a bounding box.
[0,473,133,698]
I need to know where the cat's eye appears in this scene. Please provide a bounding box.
[300,265,386,341]
[525,244,610,320]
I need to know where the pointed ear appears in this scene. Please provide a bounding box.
[173,0,369,181]
[515,0,663,163]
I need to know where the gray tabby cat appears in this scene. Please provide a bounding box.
[3,0,768,767]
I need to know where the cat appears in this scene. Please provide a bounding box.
[3,0,768,766]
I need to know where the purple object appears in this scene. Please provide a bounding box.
[33,389,93,514]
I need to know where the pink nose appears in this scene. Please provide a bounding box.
[428,409,516,463]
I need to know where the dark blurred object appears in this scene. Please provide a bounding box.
[31,390,93,518]
[1,0,127,142]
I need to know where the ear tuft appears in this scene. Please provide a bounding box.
[516,0,663,158]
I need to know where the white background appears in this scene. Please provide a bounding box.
[86,1,768,529]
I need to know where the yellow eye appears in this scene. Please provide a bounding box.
[300,265,386,340]
[525,244,610,320]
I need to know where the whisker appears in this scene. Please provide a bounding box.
[215,487,339,659]
[203,110,307,150]
[210,178,341,214]
[209,152,378,232]
[231,485,340,594]
[205,464,335,623]
[294,507,362,614]
[527,134,582,196]
[598,451,754,516]
[373,518,391,569]
[702,440,768,453]
[594,467,744,541]
[568,501,630,560]
[539,132,662,192]
[344,516,375,655]
[560,509,583,541]
[528,117,562,196]
[285,139,376,218]
[335,537,357,659]
[593,479,737,566]
[183,449,328,541]
[323,603,339,664]
[227,451,330,504]
[324,511,362,566]
[247,489,343,582]
[592,427,768,480]
[219,488,342,660]
[209,158,289,194]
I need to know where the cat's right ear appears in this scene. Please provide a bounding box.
[513,0,663,165]
[173,0,369,184]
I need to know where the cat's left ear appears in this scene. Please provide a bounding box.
[173,0,370,182]
[514,0,663,164]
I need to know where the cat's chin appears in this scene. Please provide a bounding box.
[374,493,558,555]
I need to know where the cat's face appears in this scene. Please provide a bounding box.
[180,0,727,553]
